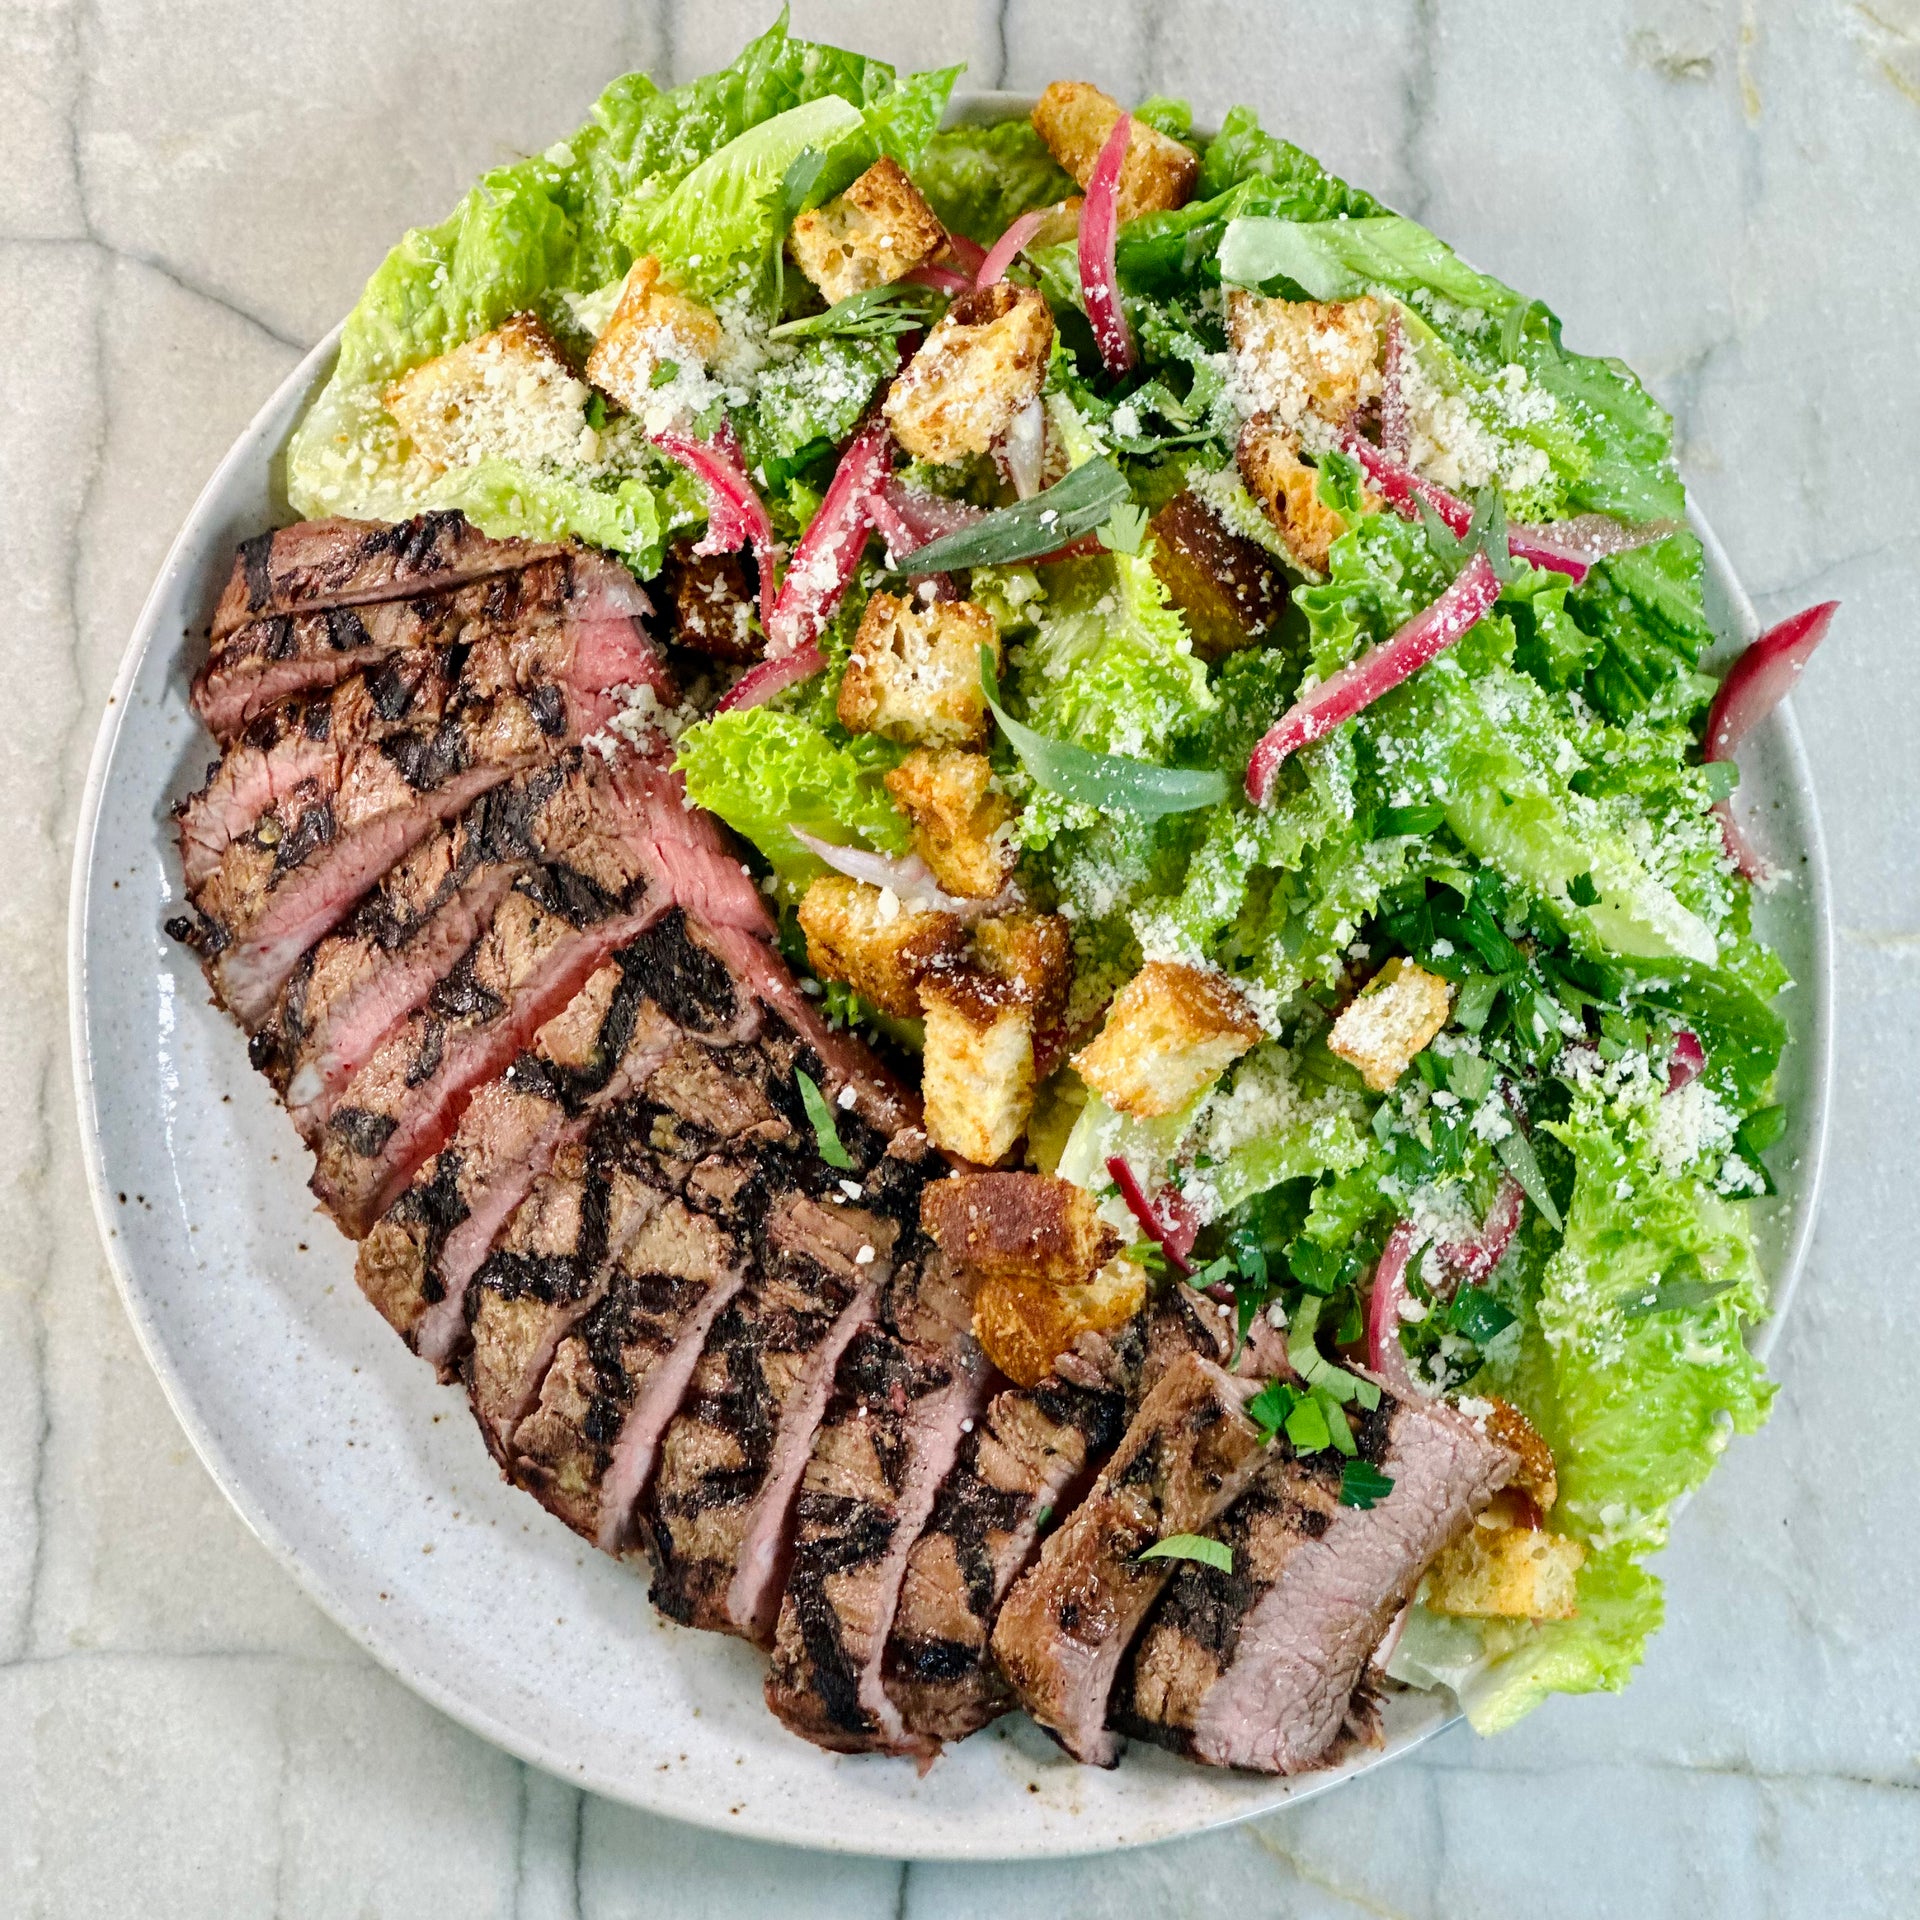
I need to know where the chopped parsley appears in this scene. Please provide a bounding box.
[1339,1461,1396,1510]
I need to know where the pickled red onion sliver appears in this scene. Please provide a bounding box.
[1665,1028,1707,1095]
[789,828,1009,918]
[1365,1220,1424,1399]
[977,208,1048,288]
[1079,114,1135,374]
[764,414,893,657]
[1106,1156,1196,1275]
[1247,549,1502,805]
[713,644,824,713]
[648,427,779,627]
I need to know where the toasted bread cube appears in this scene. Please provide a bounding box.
[661,544,760,661]
[1071,961,1262,1119]
[1226,290,1384,431]
[1237,418,1351,576]
[385,314,590,472]
[1425,1521,1586,1621]
[883,749,1016,899]
[921,1170,1123,1283]
[971,912,1072,1035]
[585,256,724,409]
[1147,490,1288,660]
[839,593,1000,749]
[920,969,1034,1164]
[797,875,965,1019]
[972,1256,1146,1389]
[1485,1396,1559,1513]
[1031,82,1199,221]
[1327,956,1454,1092]
[787,157,947,304]
[883,284,1054,465]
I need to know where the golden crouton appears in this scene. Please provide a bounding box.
[919,969,1035,1164]
[585,256,724,408]
[972,1257,1146,1388]
[1071,961,1262,1119]
[921,1170,1123,1283]
[1226,291,1383,431]
[1237,417,1351,575]
[883,749,1016,899]
[1327,956,1454,1093]
[1485,1397,1559,1513]
[1425,1519,1586,1621]
[787,157,947,304]
[839,593,1000,749]
[1030,81,1199,221]
[385,314,589,472]
[1147,490,1289,660]
[882,284,1054,465]
[971,912,1072,1037]
[796,874,965,1019]
[1027,196,1084,247]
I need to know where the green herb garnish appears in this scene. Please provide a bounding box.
[981,647,1228,819]
[650,359,681,389]
[1137,1533,1233,1573]
[1568,871,1601,907]
[1339,1460,1396,1510]
[1096,501,1150,555]
[1449,1287,1517,1344]
[769,281,939,341]
[795,1068,856,1171]
[1495,1123,1563,1232]
[1622,1271,1739,1319]
[895,459,1133,571]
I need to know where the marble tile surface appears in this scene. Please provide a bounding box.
[3,0,1918,1911]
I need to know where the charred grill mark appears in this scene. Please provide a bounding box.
[324,606,370,653]
[382,716,470,791]
[301,699,333,741]
[240,530,274,611]
[429,945,505,1025]
[328,1106,398,1160]
[515,860,619,927]
[626,910,738,1034]
[367,658,419,721]
[403,1019,446,1088]
[528,682,566,736]
[264,615,297,660]
[273,803,335,873]
[782,1491,898,1735]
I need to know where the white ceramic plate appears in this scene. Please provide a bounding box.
[68,97,1831,1861]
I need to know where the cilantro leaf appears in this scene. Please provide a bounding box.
[1449,1286,1517,1344]
[1096,502,1150,555]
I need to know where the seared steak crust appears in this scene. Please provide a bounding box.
[883,1375,1127,1743]
[208,512,565,643]
[989,1348,1269,1766]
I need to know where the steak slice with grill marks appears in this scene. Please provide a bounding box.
[764,1205,993,1758]
[355,909,757,1366]
[989,1347,1270,1767]
[642,1178,903,1646]
[1119,1392,1516,1775]
[882,1373,1130,1745]
[251,756,606,1132]
[309,793,671,1237]
[196,545,657,740]
[207,511,565,644]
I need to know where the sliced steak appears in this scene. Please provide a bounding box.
[764,1223,992,1758]
[643,1187,899,1645]
[197,546,659,740]
[252,757,603,1129]
[353,909,755,1361]
[1122,1393,1515,1775]
[988,1347,1270,1766]
[207,512,564,644]
[309,809,670,1235]
[882,1374,1129,1745]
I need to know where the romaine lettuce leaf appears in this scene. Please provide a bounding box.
[675,708,908,883]
[420,458,671,572]
[1197,106,1382,217]
[911,120,1077,245]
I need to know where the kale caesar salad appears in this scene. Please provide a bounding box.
[270,18,1833,1758]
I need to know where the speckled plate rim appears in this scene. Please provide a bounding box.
[66,94,1830,1862]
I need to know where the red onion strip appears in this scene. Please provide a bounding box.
[1703,600,1838,880]
[1665,1027,1706,1095]
[1002,396,1047,500]
[1246,549,1501,805]
[649,427,780,627]
[976,209,1048,288]
[943,231,989,276]
[876,477,989,545]
[1365,1220,1424,1399]
[764,414,893,658]
[904,262,973,295]
[1079,114,1136,374]
[1435,1177,1525,1290]
[1378,308,1410,461]
[865,490,956,601]
[1106,1155,1195,1276]
[788,827,1006,918]
[713,644,825,714]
